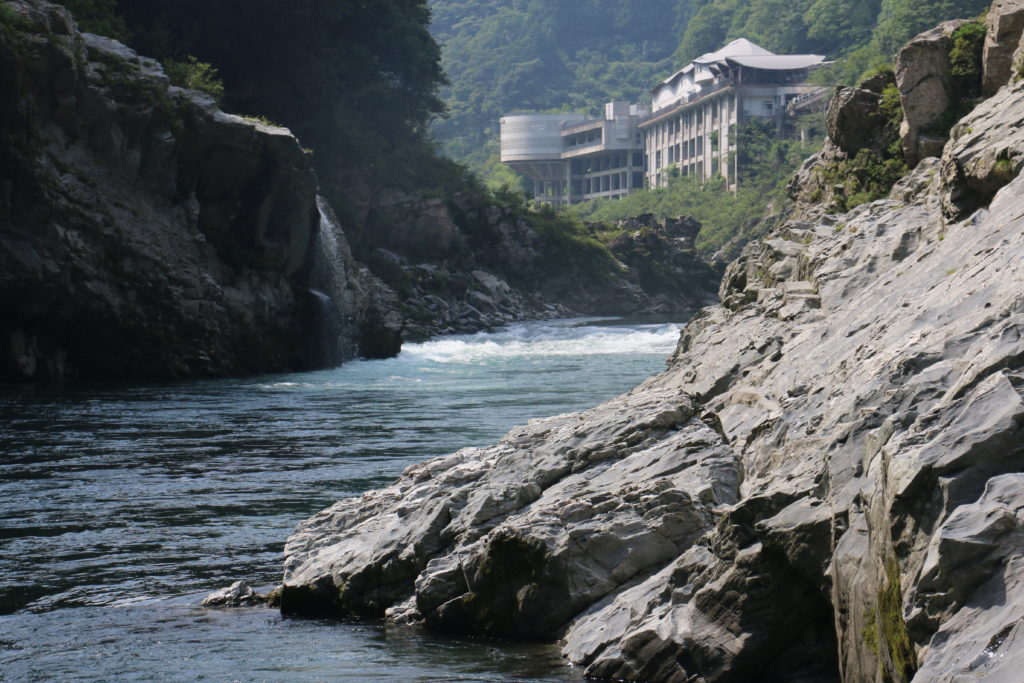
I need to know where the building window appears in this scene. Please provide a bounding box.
[763,100,774,114]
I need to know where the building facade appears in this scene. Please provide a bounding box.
[500,102,649,206]
[499,39,828,202]
[642,39,827,188]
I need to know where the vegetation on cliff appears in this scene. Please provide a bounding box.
[571,116,825,254]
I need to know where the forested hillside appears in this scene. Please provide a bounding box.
[429,0,701,183]
[429,0,990,182]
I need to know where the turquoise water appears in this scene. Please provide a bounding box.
[0,319,681,681]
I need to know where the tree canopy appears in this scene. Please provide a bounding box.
[62,0,454,194]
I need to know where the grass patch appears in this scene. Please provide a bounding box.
[878,557,916,680]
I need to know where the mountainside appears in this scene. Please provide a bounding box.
[429,0,990,184]
[279,5,1024,681]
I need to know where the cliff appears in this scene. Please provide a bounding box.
[351,190,720,341]
[279,5,1024,682]
[0,0,399,381]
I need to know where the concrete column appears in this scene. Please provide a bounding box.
[566,162,573,206]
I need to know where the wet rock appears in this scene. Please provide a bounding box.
[0,0,398,380]
[202,581,266,608]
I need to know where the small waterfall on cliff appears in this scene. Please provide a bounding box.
[306,196,354,367]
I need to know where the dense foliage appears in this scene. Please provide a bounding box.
[571,116,824,254]
[430,0,990,183]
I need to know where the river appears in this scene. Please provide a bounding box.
[0,318,682,681]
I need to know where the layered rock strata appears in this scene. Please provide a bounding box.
[281,9,1024,682]
[0,0,398,380]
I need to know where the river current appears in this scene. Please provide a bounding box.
[0,319,682,681]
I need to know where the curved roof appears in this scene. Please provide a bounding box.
[725,54,827,70]
[653,39,825,93]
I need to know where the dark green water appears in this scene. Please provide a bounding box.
[0,319,681,681]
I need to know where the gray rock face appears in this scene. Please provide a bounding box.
[788,138,849,216]
[941,79,1024,219]
[827,87,892,157]
[384,200,720,342]
[0,0,397,380]
[282,33,1024,679]
[983,0,1024,94]
[896,20,968,168]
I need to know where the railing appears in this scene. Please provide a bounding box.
[785,87,831,115]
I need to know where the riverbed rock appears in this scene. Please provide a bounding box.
[0,0,398,380]
[201,580,266,608]
[390,201,721,341]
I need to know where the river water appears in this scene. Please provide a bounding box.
[0,319,681,681]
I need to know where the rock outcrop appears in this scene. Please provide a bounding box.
[0,0,398,381]
[827,86,895,158]
[896,20,970,168]
[940,78,1024,219]
[280,6,1024,682]
[982,0,1024,94]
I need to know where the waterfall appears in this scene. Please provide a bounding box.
[306,196,354,367]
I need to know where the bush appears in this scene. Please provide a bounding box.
[820,149,908,211]
[949,21,985,84]
[163,56,224,104]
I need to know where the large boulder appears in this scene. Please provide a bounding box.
[896,20,969,167]
[982,0,1024,94]
[827,86,891,157]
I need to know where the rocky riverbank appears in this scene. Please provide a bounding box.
[356,190,720,341]
[279,4,1024,681]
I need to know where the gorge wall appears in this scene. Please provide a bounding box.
[0,0,720,380]
[279,4,1024,682]
[0,0,399,381]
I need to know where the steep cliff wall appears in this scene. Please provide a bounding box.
[280,6,1024,682]
[0,0,398,381]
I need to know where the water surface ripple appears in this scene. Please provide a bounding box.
[0,319,681,681]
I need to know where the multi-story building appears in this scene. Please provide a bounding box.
[642,38,827,188]
[499,102,649,206]
[499,38,828,203]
